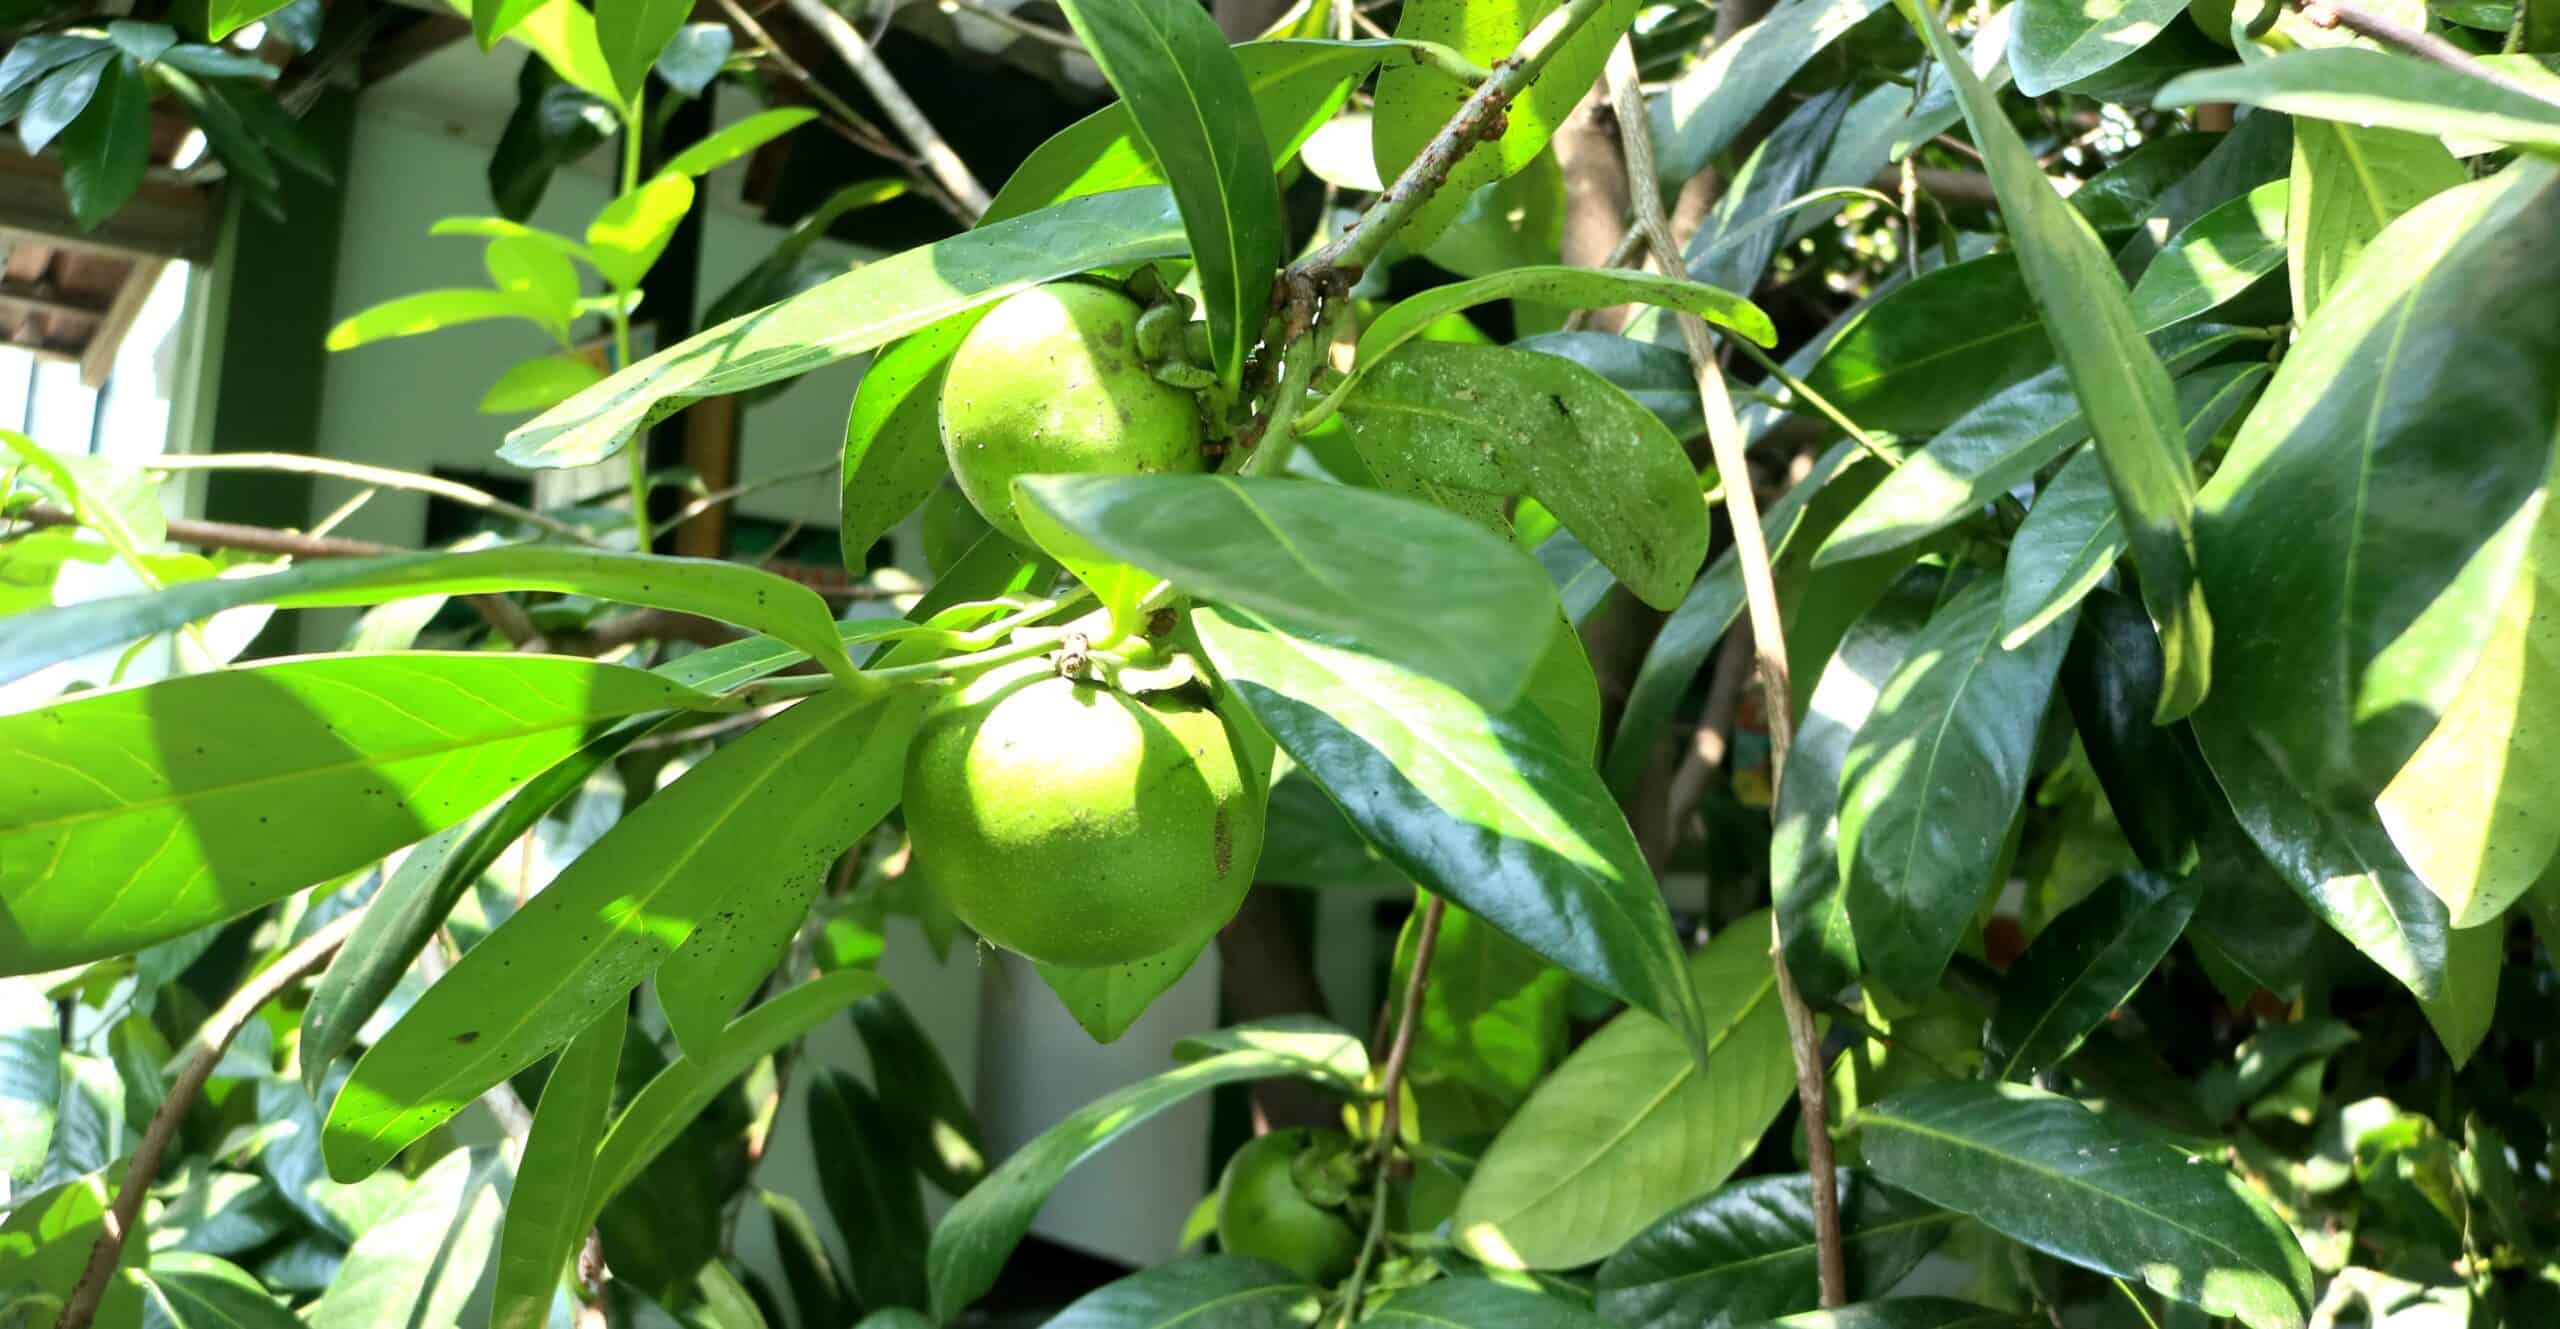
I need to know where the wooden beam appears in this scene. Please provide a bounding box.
[81,258,167,388]
[0,157,214,262]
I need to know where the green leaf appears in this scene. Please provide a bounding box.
[1650,0,1892,184]
[1901,0,2213,722]
[0,1171,145,1329]
[306,1148,507,1329]
[1451,913,1797,1270]
[1838,577,2072,998]
[0,977,59,1185]
[1999,364,2268,651]
[2376,488,2560,928]
[479,355,605,414]
[838,314,982,569]
[1771,566,1945,1007]
[1596,1171,1955,1329]
[2417,921,2502,1067]
[2286,119,2464,320]
[661,107,815,177]
[0,545,862,691]
[1983,872,2199,1080]
[135,1251,304,1329]
[587,174,695,290]
[809,1069,930,1311]
[1043,1256,1317,1329]
[1367,1278,1617,1328]
[1019,475,1558,707]
[506,186,1188,468]
[1056,0,1282,387]
[457,0,622,104]
[1687,91,1862,299]
[2009,0,2189,96]
[473,0,547,51]
[1034,938,1211,1044]
[926,1020,1365,1319]
[156,66,279,194]
[1371,0,1642,249]
[849,991,987,1193]
[0,654,705,974]
[656,847,823,1060]
[2126,182,2288,331]
[984,39,1389,224]
[594,0,689,103]
[1799,254,2048,435]
[18,50,111,154]
[489,1007,625,1329]
[1355,267,1775,370]
[2191,159,2560,999]
[2057,589,2226,877]
[483,236,582,333]
[1388,893,1569,1118]
[56,54,149,230]
[654,23,731,97]
[0,35,108,106]
[321,689,925,1180]
[1738,1301,2037,1329]
[206,0,296,40]
[325,288,552,351]
[1195,605,1704,1055]
[2157,49,2560,157]
[1858,1082,2313,1329]
[1335,341,1712,610]
[761,1192,856,1329]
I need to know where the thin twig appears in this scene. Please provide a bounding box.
[1728,340,1900,472]
[1607,41,1847,1309]
[2296,0,2560,109]
[141,453,600,546]
[651,459,838,540]
[720,0,975,225]
[1336,894,1446,1325]
[781,0,994,218]
[944,0,1086,52]
[52,910,366,1329]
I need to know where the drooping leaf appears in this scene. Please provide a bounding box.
[2417,921,2503,1067]
[1596,1171,1955,1329]
[506,186,1189,468]
[925,1020,1365,1319]
[1195,605,1705,1054]
[2157,48,2560,157]
[2009,0,2190,96]
[1368,1277,1618,1328]
[839,314,984,570]
[1686,90,1859,299]
[1018,475,1558,707]
[1034,938,1211,1045]
[1651,0,1893,184]
[1858,1082,2313,1329]
[2285,119,2464,320]
[306,1148,507,1329]
[489,1006,625,1329]
[1798,254,2049,435]
[1901,0,2213,721]
[2057,589,2225,877]
[1041,1256,1317,1329]
[321,689,925,1180]
[0,654,705,974]
[2125,182,2289,331]
[19,50,111,154]
[1334,340,1713,609]
[1984,872,2200,1080]
[849,991,986,1193]
[56,53,150,231]
[804,1070,929,1312]
[1056,0,1281,387]
[761,1192,855,1329]
[1452,913,1797,1270]
[1838,578,2073,998]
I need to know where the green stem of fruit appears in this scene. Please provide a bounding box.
[1334,894,1446,1327]
[615,105,652,554]
[1333,1163,1396,1327]
[1238,299,1348,478]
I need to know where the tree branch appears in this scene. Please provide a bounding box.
[2296,0,2560,110]
[1606,41,1848,1309]
[52,910,366,1329]
[141,452,600,547]
[1336,893,1446,1326]
[779,0,994,219]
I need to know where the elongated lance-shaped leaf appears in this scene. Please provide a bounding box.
[850,991,987,1193]
[1350,267,1773,378]
[306,1147,508,1329]
[810,1069,930,1311]
[489,1005,625,1329]
[1040,1256,1319,1329]
[322,688,926,1180]
[1650,0,1891,184]
[1982,872,2199,1081]
[1370,1277,1619,1328]
[505,186,1187,468]
[1055,0,1280,387]
[1898,0,2212,721]
[0,654,708,975]
[1596,1170,1954,1329]
[2157,48,2560,157]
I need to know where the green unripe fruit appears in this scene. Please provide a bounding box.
[903,672,1262,968]
[937,283,1205,545]
[919,480,992,576]
[1216,1129,1361,1284]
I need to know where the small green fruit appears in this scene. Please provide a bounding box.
[938,282,1205,545]
[1216,1129,1362,1284]
[918,480,992,576]
[903,672,1262,968]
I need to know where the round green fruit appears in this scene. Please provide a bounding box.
[918,480,992,576]
[902,672,1262,968]
[1217,1129,1362,1284]
[937,282,1205,545]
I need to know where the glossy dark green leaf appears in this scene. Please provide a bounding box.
[1033,938,1210,1044]
[2285,118,2463,320]
[2418,921,2503,1067]
[926,1020,1365,1319]
[135,1251,304,1329]
[505,186,1187,468]
[2009,0,2189,96]
[760,1192,855,1329]
[0,654,705,975]
[1838,577,2071,999]
[0,35,106,106]
[1984,872,2199,1080]
[1596,1171,1954,1329]
[849,991,986,1194]
[2114,112,2292,273]
[0,978,58,1185]
[1019,475,1558,706]
[1045,1256,1316,1329]
[1687,90,1856,298]
[1772,567,1945,1006]
[1368,1276,1616,1328]
[1056,0,1280,386]
[306,1147,507,1329]
[1736,1301,2037,1329]
[2058,589,2226,876]
[2126,182,2288,331]
[1859,1082,2313,1329]
[1799,254,2048,435]
[322,689,925,1180]
[809,1069,929,1311]
[2191,160,2560,999]
[839,313,982,569]
[1904,0,2213,721]
[1335,340,1712,610]
[2000,363,2268,651]
[1651,0,1892,183]
[2157,48,2560,156]
[1452,915,1794,1269]
[0,544,860,690]
[1355,267,1774,370]
[1371,0,1642,248]
[18,50,110,154]
[57,54,149,230]
[593,0,688,102]
[1195,605,1705,1055]
[490,1006,625,1329]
